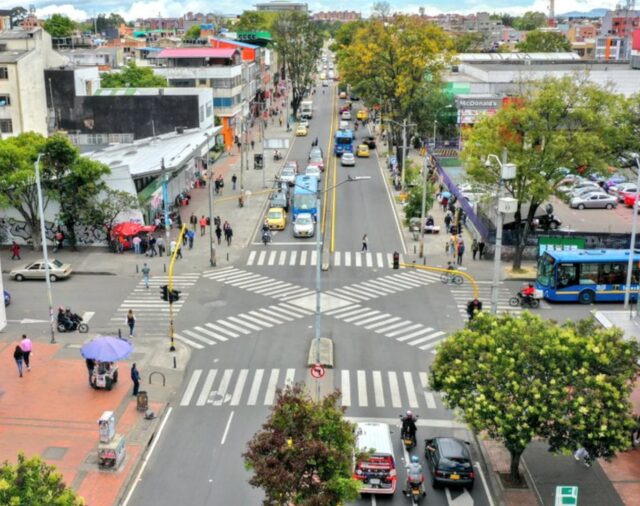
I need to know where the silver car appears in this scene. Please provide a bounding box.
[569,182,601,198]
[570,192,618,210]
[341,152,355,166]
[10,258,72,281]
[293,213,315,238]
[280,166,296,186]
[305,165,321,181]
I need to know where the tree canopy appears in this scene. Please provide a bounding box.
[101,62,168,88]
[183,25,202,41]
[243,384,361,505]
[461,76,627,268]
[517,30,572,52]
[0,453,84,505]
[513,11,548,31]
[42,14,76,38]
[235,11,278,32]
[431,313,640,481]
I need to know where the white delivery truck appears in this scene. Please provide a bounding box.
[300,100,313,120]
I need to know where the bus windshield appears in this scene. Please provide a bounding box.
[537,253,555,287]
[294,194,315,210]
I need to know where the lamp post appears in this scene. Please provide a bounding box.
[419,155,430,258]
[486,151,517,314]
[385,118,416,190]
[624,154,640,309]
[206,133,216,267]
[34,154,56,344]
[432,104,454,149]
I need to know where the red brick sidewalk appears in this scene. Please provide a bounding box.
[0,342,160,505]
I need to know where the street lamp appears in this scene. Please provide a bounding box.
[385,118,416,190]
[206,132,217,267]
[485,152,517,314]
[34,154,56,344]
[432,104,453,149]
[623,154,640,309]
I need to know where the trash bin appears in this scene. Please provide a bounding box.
[136,391,148,412]
[254,153,264,170]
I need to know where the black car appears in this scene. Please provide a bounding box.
[365,136,377,149]
[425,437,474,489]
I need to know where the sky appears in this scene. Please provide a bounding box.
[0,0,618,22]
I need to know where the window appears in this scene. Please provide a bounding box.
[599,263,625,285]
[557,263,578,288]
[578,263,599,285]
[0,67,7,79]
[0,95,10,106]
[213,97,233,107]
[0,119,12,133]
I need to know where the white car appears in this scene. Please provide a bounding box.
[322,80,329,87]
[299,120,309,128]
[339,120,349,130]
[305,165,321,181]
[293,213,315,238]
[280,166,296,185]
[341,110,351,120]
[341,152,355,166]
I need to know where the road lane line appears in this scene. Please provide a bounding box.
[341,370,351,406]
[403,372,419,408]
[213,369,234,406]
[345,251,351,266]
[247,369,264,406]
[357,370,368,407]
[289,250,297,265]
[230,369,249,406]
[247,251,256,265]
[220,411,234,445]
[278,250,287,265]
[419,372,436,409]
[264,368,280,405]
[285,368,295,387]
[388,371,402,408]
[475,460,496,506]
[373,371,385,407]
[196,369,217,406]
[300,250,308,264]
[365,252,373,267]
[180,370,202,406]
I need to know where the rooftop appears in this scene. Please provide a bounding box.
[0,50,31,63]
[467,61,632,71]
[210,37,259,49]
[156,47,237,59]
[0,28,39,40]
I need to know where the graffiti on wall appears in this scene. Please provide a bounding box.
[0,217,107,246]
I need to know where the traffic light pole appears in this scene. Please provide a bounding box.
[168,224,188,351]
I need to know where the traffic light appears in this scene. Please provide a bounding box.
[160,285,169,301]
[169,289,181,302]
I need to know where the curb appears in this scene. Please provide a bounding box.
[473,433,508,506]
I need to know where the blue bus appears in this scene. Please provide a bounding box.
[292,175,318,220]
[334,129,354,156]
[536,248,640,304]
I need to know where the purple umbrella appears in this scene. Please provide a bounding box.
[80,336,133,362]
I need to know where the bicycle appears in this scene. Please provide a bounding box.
[440,271,464,285]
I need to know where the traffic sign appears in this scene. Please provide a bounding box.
[555,486,578,505]
[310,364,325,379]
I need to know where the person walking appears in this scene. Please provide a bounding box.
[157,236,165,257]
[13,345,24,378]
[126,309,136,338]
[20,334,32,371]
[574,447,592,467]
[478,240,486,259]
[132,236,142,255]
[251,139,255,150]
[55,229,64,251]
[444,211,452,233]
[187,228,195,249]
[224,222,233,246]
[361,234,368,253]
[215,223,222,245]
[86,358,95,386]
[189,213,197,231]
[457,240,465,265]
[450,235,457,260]
[10,241,21,260]
[214,178,220,195]
[472,239,479,261]
[217,175,224,196]
[131,363,141,396]
[232,174,237,190]
[141,263,151,289]
[199,215,207,236]
[170,240,182,259]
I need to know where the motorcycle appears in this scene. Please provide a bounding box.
[399,414,418,450]
[509,291,540,309]
[262,230,272,246]
[57,313,89,333]
[404,477,425,504]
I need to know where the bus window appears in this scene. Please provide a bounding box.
[599,263,625,285]
[578,263,599,285]
[557,264,578,288]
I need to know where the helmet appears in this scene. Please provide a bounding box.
[528,283,534,288]
[411,455,419,463]
[406,410,413,417]
[58,306,64,311]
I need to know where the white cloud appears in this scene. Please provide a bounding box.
[36,4,90,20]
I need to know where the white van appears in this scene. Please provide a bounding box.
[353,422,397,494]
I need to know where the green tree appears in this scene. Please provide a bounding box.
[272,12,322,119]
[430,313,639,482]
[500,13,516,27]
[513,11,548,31]
[517,30,572,52]
[0,453,84,505]
[94,13,126,33]
[43,14,76,38]
[9,7,28,29]
[243,384,361,505]
[83,189,140,242]
[404,180,434,226]
[454,32,488,53]
[461,76,625,269]
[183,25,202,41]
[101,62,168,88]
[235,11,278,32]
[329,20,366,54]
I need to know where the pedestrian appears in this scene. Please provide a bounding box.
[214,178,220,195]
[217,175,224,196]
[20,334,32,371]
[86,357,95,386]
[215,224,222,245]
[10,241,20,260]
[232,174,237,191]
[445,241,450,255]
[472,239,479,260]
[279,117,283,127]
[361,234,368,253]
[154,216,161,228]
[55,229,64,251]
[441,197,448,212]
[444,212,452,233]
[181,228,188,246]
[187,229,195,249]
[157,236,165,257]
[170,240,182,259]
[190,212,198,231]
[13,345,24,377]
[457,240,465,265]
[251,139,255,150]
[199,215,207,236]
[132,235,142,255]
[141,262,150,288]
[478,240,486,259]
[450,236,457,260]
[148,236,157,257]
[574,447,592,467]
[224,222,233,246]
[126,309,136,338]
[131,363,141,396]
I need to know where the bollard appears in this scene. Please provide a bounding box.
[423,257,426,265]
[413,245,416,254]
[173,356,177,369]
[118,328,122,339]
[163,263,166,273]
[136,264,139,274]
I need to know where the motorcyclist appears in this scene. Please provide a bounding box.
[405,455,425,496]
[522,283,536,305]
[401,410,417,444]
[262,220,270,233]
[57,306,69,329]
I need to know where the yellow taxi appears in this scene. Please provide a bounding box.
[356,109,369,121]
[295,124,308,136]
[266,207,287,230]
[356,144,370,157]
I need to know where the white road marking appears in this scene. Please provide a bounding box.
[212,369,234,406]
[268,250,277,265]
[387,323,423,337]
[341,370,351,406]
[289,250,297,265]
[247,251,256,265]
[230,369,249,406]
[285,368,295,387]
[395,327,434,342]
[81,311,95,323]
[278,250,287,265]
[364,316,400,330]
[345,416,466,429]
[310,250,317,265]
[404,372,419,408]
[335,251,341,266]
[351,313,389,326]
[300,250,308,264]
[376,252,384,267]
[419,372,437,409]
[345,251,351,266]
[220,411,234,445]
[357,370,368,407]
[247,369,264,406]
[365,252,373,267]
[373,371,385,407]
[180,370,202,406]
[264,369,280,405]
[205,323,239,338]
[388,371,402,408]
[196,369,217,406]
[355,253,362,267]
[257,251,266,265]
[408,331,445,347]
[226,316,261,331]
[183,329,216,345]
[173,334,204,349]
[192,326,228,342]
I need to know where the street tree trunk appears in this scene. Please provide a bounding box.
[512,202,540,270]
[509,448,523,482]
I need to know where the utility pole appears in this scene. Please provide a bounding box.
[419,156,429,258]
[161,158,171,257]
[260,102,266,188]
[239,119,245,192]
[401,118,407,189]
[206,135,216,267]
[624,155,640,308]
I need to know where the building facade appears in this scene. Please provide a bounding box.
[255,1,308,12]
[312,11,361,22]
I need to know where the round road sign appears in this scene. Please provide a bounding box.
[310,364,325,379]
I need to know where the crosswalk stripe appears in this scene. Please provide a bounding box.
[257,306,293,321]
[341,370,351,406]
[337,307,374,320]
[228,315,262,331]
[355,253,362,267]
[360,280,396,294]
[197,369,217,406]
[279,288,315,300]
[375,320,415,334]
[212,369,234,406]
[247,369,264,406]
[335,251,341,266]
[269,284,306,297]
[278,250,287,266]
[419,341,441,351]
[357,370,368,407]
[234,276,271,289]
[387,323,423,337]
[247,251,256,266]
[376,252,384,268]
[230,369,249,406]
[408,331,445,347]
[365,278,401,293]
[343,310,381,324]
[310,250,317,266]
[278,302,314,316]
[192,326,228,342]
[289,250,297,265]
[203,267,238,279]
[237,312,273,328]
[285,368,295,387]
[173,334,205,349]
[349,284,380,298]
[404,372,419,408]
[345,252,351,267]
[388,371,402,408]
[264,369,280,405]
[365,252,373,267]
[253,281,289,294]
[325,304,360,317]
[217,319,252,335]
[395,327,434,342]
[300,250,308,264]
[386,253,393,267]
[331,288,368,301]
[391,274,424,287]
[249,310,284,325]
[257,251,266,265]
[364,316,400,330]
[205,323,239,338]
[180,370,202,406]
[352,313,389,326]
[373,371,385,407]
[183,329,217,345]
[223,272,257,283]
[324,290,360,303]
[268,250,277,265]
[419,372,436,409]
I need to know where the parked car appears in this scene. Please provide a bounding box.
[618,151,640,168]
[625,192,640,207]
[270,191,288,211]
[293,213,315,238]
[309,147,323,160]
[609,182,637,199]
[603,174,628,191]
[308,158,325,172]
[339,91,347,99]
[4,289,10,306]
[425,437,474,489]
[571,192,618,210]
[339,120,349,130]
[569,182,603,198]
[341,152,356,166]
[10,259,72,282]
[341,110,352,120]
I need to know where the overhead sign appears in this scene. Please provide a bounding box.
[310,364,325,379]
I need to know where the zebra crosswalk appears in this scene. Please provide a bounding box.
[246,249,407,269]
[179,367,439,411]
[109,274,200,338]
[173,302,314,350]
[203,266,315,301]
[450,281,522,317]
